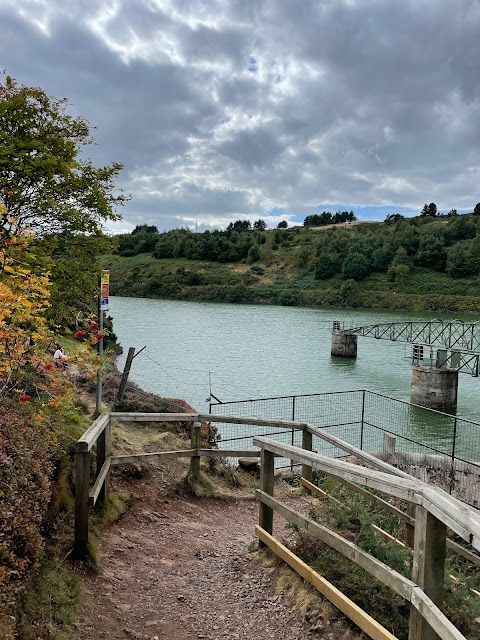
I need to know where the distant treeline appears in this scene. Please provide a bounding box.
[115,213,480,282]
[303,210,356,226]
[118,222,271,263]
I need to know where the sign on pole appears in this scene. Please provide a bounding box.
[101,269,110,309]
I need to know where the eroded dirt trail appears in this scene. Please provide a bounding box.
[72,476,355,640]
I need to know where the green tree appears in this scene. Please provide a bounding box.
[341,252,370,281]
[473,203,480,216]
[314,254,337,280]
[420,202,437,217]
[253,219,267,230]
[277,220,288,229]
[0,76,126,325]
[0,76,125,235]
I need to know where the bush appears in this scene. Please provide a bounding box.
[0,402,52,632]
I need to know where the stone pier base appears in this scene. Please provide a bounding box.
[411,365,458,412]
[331,333,358,358]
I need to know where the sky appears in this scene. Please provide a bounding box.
[2,0,480,232]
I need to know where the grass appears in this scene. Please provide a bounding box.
[16,561,82,640]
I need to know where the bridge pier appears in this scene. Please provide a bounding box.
[331,332,357,358]
[411,365,458,412]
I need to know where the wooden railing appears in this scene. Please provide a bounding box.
[75,412,480,640]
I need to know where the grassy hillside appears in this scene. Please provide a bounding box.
[106,219,480,314]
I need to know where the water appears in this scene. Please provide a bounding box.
[108,297,480,423]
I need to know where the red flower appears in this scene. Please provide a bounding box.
[95,332,105,340]
[74,330,85,338]
[55,390,61,397]
[20,395,31,402]
[44,363,53,370]
[90,322,99,330]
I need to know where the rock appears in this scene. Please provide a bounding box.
[237,458,261,474]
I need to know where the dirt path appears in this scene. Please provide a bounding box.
[71,473,359,640]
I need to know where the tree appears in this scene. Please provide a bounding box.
[253,219,267,230]
[341,252,370,281]
[277,221,288,229]
[447,208,458,217]
[420,202,437,217]
[0,76,126,235]
[314,254,337,280]
[0,76,127,325]
[384,213,405,224]
[474,203,480,216]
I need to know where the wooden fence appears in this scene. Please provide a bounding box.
[75,411,480,640]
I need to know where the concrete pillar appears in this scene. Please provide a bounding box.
[411,365,458,412]
[331,332,357,357]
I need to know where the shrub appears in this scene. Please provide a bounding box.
[0,401,52,631]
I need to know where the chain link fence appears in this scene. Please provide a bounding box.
[209,390,480,508]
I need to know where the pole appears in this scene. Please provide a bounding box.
[113,347,136,409]
[95,286,104,417]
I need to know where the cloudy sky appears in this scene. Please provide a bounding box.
[2,0,480,232]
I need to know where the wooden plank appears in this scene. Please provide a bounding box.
[326,475,415,525]
[255,525,399,640]
[111,412,199,422]
[409,505,447,640]
[110,449,260,466]
[259,449,275,546]
[76,413,110,452]
[302,429,313,487]
[446,539,480,568]
[372,525,406,549]
[89,458,111,506]
[74,450,90,556]
[110,450,195,465]
[199,413,307,430]
[255,436,480,547]
[410,587,467,640]
[196,449,260,458]
[190,423,201,479]
[305,423,413,480]
[253,436,420,501]
[300,478,342,505]
[96,415,111,502]
[420,487,479,547]
[256,490,414,600]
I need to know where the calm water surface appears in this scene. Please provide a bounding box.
[108,297,480,423]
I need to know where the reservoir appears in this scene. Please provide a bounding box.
[109,296,480,423]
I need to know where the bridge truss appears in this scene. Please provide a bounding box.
[333,320,480,376]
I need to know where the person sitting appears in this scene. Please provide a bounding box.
[53,346,68,368]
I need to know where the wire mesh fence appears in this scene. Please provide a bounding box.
[209,390,480,508]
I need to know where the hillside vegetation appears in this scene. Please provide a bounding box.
[108,215,480,314]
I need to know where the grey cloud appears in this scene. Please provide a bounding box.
[2,0,480,230]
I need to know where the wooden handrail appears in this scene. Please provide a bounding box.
[253,435,480,550]
[76,412,110,452]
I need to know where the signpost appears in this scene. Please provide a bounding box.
[95,270,109,416]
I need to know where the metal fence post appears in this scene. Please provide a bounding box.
[360,390,366,450]
[449,417,458,495]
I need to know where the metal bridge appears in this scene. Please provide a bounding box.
[332,320,480,376]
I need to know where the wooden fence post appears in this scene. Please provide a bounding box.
[74,448,91,557]
[302,428,313,490]
[189,422,201,480]
[408,505,447,640]
[259,448,275,548]
[96,414,111,503]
